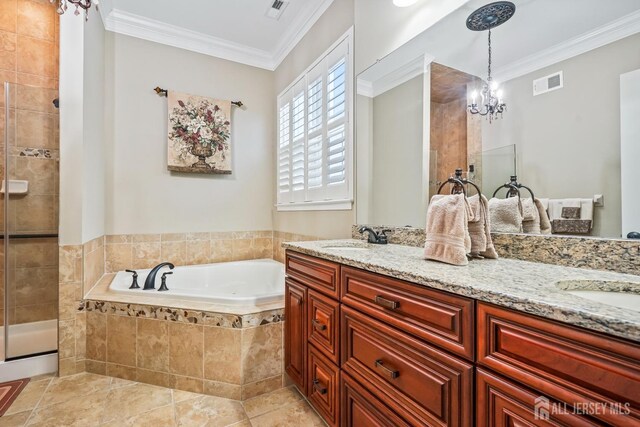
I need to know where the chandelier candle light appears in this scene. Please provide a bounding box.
[50,0,98,19]
[466,1,516,123]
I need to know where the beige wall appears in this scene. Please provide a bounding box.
[272,0,355,239]
[82,11,106,242]
[369,75,425,227]
[104,34,275,235]
[483,33,640,238]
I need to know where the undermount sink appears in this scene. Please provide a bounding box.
[555,280,640,312]
[321,242,372,251]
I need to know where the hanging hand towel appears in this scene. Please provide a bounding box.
[480,195,499,259]
[424,194,472,266]
[521,198,541,234]
[488,197,523,233]
[535,198,552,234]
[468,194,487,254]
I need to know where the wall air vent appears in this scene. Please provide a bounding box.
[266,0,289,20]
[533,71,564,96]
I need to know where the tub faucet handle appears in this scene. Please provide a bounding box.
[125,270,140,289]
[158,271,173,292]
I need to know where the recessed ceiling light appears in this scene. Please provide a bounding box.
[393,0,418,7]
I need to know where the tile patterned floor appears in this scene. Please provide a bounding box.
[0,373,326,427]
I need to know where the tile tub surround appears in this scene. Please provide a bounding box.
[83,298,285,401]
[272,231,321,263]
[0,372,323,426]
[104,231,274,273]
[284,239,640,342]
[58,244,87,377]
[352,225,640,275]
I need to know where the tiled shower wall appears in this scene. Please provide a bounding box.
[0,0,60,326]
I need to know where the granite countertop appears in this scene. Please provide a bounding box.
[283,239,640,343]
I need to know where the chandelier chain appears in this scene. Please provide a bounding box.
[487,29,492,83]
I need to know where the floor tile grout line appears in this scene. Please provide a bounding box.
[22,376,54,426]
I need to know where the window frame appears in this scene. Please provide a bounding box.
[276,28,354,212]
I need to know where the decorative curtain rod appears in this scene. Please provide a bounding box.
[153,87,244,108]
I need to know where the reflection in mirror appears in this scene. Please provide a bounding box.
[355,0,640,239]
[356,56,427,228]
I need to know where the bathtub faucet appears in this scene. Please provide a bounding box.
[144,262,175,290]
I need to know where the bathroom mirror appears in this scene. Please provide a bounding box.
[356,0,640,239]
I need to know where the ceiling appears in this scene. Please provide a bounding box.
[413,0,640,81]
[358,0,640,94]
[98,0,335,70]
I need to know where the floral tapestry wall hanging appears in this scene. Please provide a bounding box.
[167,91,232,174]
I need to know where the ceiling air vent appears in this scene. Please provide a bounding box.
[266,0,289,20]
[533,71,563,96]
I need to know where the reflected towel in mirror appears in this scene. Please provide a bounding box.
[488,197,523,233]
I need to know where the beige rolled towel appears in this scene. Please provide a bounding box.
[535,198,552,234]
[488,197,523,233]
[424,194,472,266]
[468,195,487,255]
[522,198,541,234]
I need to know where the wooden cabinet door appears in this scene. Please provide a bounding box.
[308,345,340,427]
[308,289,340,365]
[341,373,410,427]
[285,278,307,393]
[476,368,603,427]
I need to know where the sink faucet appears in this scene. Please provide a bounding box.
[359,227,388,244]
[144,262,175,290]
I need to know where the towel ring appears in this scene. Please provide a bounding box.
[492,175,534,199]
[437,178,467,197]
[437,169,482,197]
[492,183,521,199]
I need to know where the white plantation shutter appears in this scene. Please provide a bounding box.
[276,33,352,209]
[277,101,291,203]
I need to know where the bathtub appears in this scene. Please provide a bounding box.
[109,259,284,306]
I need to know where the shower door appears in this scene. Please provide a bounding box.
[2,82,59,361]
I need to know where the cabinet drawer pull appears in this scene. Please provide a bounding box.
[312,379,328,394]
[374,295,400,310]
[312,319,327,331]
[375,359,400,379]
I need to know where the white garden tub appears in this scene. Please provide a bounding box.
[109,259,284,306]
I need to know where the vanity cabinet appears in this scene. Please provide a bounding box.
[284,278,307,391]
[285,250,640,426]
[477,302,640,426]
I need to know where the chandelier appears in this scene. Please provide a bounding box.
[466,2,516,123]
[50,0,98,19]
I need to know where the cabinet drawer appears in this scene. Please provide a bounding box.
[308,289,340,365]
[342,305,473,427]
[284,278,307,393]
[478,302,640,426]
[476,368,602,426]
[286,251,340,299]
[341,266,474,360]
[308,345,340,427]
[342,373,410,427]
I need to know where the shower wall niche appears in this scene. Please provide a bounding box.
[1,0,59,360]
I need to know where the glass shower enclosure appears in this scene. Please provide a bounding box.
[1,82,59,364]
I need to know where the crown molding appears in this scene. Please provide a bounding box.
[495,9,640,83]
[358,54,434,98]
[100,0,335,70]
[103,9,275,69]
[97,0,112,26]
[271,0,335,68]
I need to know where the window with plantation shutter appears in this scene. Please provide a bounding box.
[276,31,353,211]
